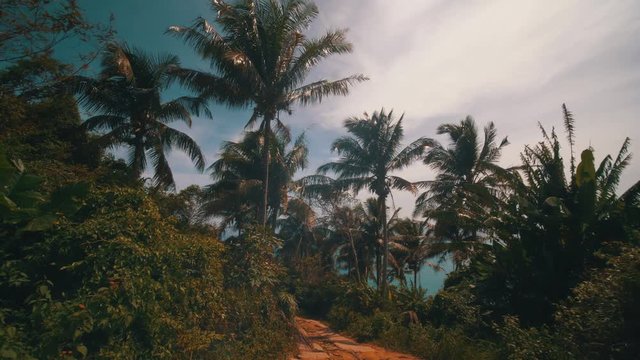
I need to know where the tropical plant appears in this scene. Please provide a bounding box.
[205,128,308,232]
[154,185,215,234]
[277,197,317,267]
[329,203,369,282]
[71,42,208,189]
[389,218,439,290]
[169,0,367,225]
[472,105,640,325]
[416,116,510,267]
[316,108,429,291]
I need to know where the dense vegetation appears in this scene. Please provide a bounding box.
[1,1,638,359]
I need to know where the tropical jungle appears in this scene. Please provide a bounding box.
[1,1,638,359]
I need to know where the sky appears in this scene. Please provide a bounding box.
[72,0,640,218]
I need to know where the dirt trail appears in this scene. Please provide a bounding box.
[289,317,420,360]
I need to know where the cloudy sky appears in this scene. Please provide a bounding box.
[76,0,640,217]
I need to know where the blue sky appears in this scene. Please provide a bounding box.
[71,0,640,217]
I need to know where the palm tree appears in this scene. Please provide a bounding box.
[416,116,510,267]
[205,128,308,233]
[389,218,438,290]
[328,203,367,282]
[169,0,367,226]
[72,43,208,189]
[317,109,428,292]
[277,196,317,267]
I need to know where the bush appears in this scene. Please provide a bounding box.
[425,284,486,334]
[1,188,296,359]
[3,188,226,358]
[296,277,342,318]
[378,322,498,360]
[497,245,640,360]
[554,245,640,359]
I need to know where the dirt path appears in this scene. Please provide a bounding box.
[289,317,420,360]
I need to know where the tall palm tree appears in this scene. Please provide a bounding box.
[169,0,367,226]
[317,109,428,292]
[72,43,208,189]
[205,128,308,232]
[416,116,510,267]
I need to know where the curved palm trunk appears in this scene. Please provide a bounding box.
[259,112,274,227]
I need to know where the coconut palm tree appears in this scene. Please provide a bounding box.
[416,116,510,267]
[277,196,317,266]
[317,108,428,291]
[169,0,367,226]
[389,218,439,290]
[72,43,208,189]
[205,128,308,232]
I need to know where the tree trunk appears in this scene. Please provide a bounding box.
[258,112,274,227]
[348,229,361,283]
[375,245,381,288]
[131,131,145,182]
[380,194,389,294]
[414,269,418,290]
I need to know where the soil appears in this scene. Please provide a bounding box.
[289,317,421,360]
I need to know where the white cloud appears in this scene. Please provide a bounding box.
[288,0,640,217]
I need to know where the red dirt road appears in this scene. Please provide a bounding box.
[289,317,421,360]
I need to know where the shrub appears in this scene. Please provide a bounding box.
[1,187,296,359]
[378,322,499,360]
[497,246,640,360]
[554,245,640,359]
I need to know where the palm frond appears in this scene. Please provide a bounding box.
[287,74,368,105]
[562,103,576,175]
[160,126,206,172]
[390,137,430,170]
[83,115,127,132]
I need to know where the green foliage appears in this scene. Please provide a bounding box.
[224,225,285,289]
[497,317,570,360]
[71,42,208,189]
[206,129,309,231]
[379,324,498,360]
[316,108,429,290]
[295,272,342,318]
[552,245,640,359]
[170,0,366,225]
[154,185,215,234]
[302,279,497,359]
[0,92,100,170]
[468,110,639,326]
[215,226,297,358]
[0,147,88,234]
[1,180,296,358]
[415,116,510,266]
[1,187,226,358]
